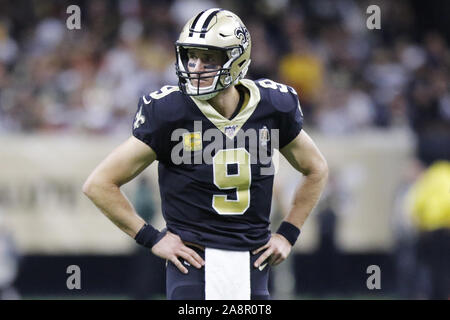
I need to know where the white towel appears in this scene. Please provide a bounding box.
[205,248,250,300]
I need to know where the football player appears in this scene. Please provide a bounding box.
[83,8,328,300]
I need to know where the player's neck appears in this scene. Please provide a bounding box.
[207,86,240,119]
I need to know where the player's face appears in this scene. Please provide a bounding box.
[187,49,225,87]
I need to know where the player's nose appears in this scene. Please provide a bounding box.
[193,60,206,72]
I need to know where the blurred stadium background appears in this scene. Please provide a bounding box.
[0,0,449,300]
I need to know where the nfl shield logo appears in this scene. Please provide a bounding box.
[224,125,238,138]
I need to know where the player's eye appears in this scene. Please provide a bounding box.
[206,56,219,64]
[204,64,218,69]
[188,53,198,60]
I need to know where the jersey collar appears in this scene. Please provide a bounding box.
[189,79,261,139]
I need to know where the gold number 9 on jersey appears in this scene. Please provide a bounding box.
[212,148,251,215]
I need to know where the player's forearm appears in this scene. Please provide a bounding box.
[285,165,328,229]
[82,181,145,238]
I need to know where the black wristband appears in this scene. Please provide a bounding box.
[276,221,301,246]
[134,224,166,249]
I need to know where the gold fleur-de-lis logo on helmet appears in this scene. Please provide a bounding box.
[235,26,249,49]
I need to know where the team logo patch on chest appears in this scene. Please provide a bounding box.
[183,132,203,151]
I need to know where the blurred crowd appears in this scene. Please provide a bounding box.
[0,0,449,156]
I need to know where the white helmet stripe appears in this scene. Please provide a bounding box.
[191,8,221,36]
[199,9,223,38]
[188,10,206,37]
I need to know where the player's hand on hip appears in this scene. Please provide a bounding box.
[252,233,292,268]
[151,231,205,274]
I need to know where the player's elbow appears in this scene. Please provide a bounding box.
[318,155,329,177]
[82,175,104,200]
[83,172,120,201]
[318,155,329,180]
[82,177,96,199]
[310,154,329,183]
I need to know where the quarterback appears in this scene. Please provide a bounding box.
[83,8,328,300]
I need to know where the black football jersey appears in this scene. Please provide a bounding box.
[133,78,303,251]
